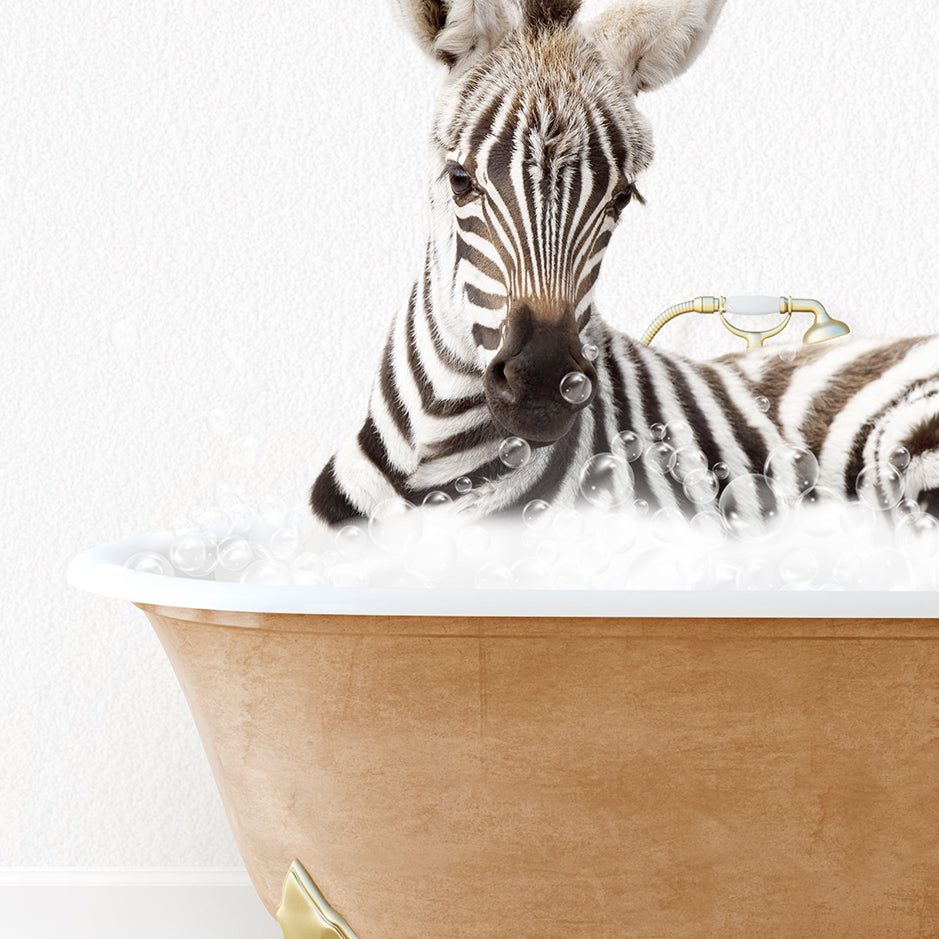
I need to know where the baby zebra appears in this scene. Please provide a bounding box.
[310,0,939,526]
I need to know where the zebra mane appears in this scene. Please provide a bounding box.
[525,0,582,28]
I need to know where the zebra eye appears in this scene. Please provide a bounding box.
[447,162,474,198]
[610,183,644,217]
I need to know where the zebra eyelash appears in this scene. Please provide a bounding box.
[609,182,646,219]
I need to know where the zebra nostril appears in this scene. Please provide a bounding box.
[487,359,516,404]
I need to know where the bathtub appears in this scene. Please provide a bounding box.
[69,531,939,938]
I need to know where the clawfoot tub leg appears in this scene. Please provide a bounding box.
[276,860,361,939]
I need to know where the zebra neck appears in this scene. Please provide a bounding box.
[364,258,500,492]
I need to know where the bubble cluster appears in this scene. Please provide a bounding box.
[128,435,938,593]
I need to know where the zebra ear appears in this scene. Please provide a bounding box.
[586,0,726,94]
[392,0,525,67]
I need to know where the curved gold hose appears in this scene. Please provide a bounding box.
[639,296,723,346]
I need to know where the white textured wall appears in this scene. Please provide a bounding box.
[3,0,938,869]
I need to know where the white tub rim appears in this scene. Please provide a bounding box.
[66,531,939,619]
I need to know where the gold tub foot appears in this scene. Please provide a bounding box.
[276,860,361,939]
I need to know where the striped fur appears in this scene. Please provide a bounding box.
[310,3,939,526]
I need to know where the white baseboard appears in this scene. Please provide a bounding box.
[0,868,281,939]
[0,867,254,886]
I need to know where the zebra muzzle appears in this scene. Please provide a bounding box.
[484,303,597,445]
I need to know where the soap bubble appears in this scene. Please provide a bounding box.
[579,452,633,509]
[664,420,694,448]
[125,551,174,576]
[712,461,730,481]
[259,494,288,527]
[189,506,232,540]
[797,486,842,537]
[895,512,939,553]
[670,447,708,483]
[689,511,724,548]
[241,559,289,585]
[522,499,551,529]
[779,548,818,585]
[458,523,491,561]
[835,548,910,591]
[552,508,585,540]
[368,498,423,552]
[217,536,254,572]
[643,441,676,475]
[755,395,771,413]
[475,562,513,589]
[511,556,551,588]
[422,490,452,507]
[895,498,923,522]
[764,445,820,496]
[627,547,683,590]
[856,464,905,511]
[169,532,215,575]
[736,557,781,590]
[336,525,366,557]
[291,552,326,586]
[597,512,639,553]
[582,341,599,362]
[650,507,685,543]
[683,469,719,505]
[382,570,434,589]
[269,526,302,560]
[840,502,879,538]
[560,371,592,405]
[649,422,666,441]
[330,563,369,588]
[632,498,649,516]
[578,539,613,578]
[777,345,798,363]
[536,539,561,565]
[455,476,473,494]
[410,528,457,579]
[223,501,256,534]
[499,436,531,469]
[888,445,912,472]
[719,473,787,539]
[612,429,643,462]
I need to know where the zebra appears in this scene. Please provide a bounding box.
[310,0,939,528]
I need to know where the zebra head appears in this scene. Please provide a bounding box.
[396,0,725,444]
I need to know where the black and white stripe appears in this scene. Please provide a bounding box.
[311,310,939,524]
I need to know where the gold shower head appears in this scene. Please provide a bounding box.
[797,299,851,344]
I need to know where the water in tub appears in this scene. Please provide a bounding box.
[124,434,939,592]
